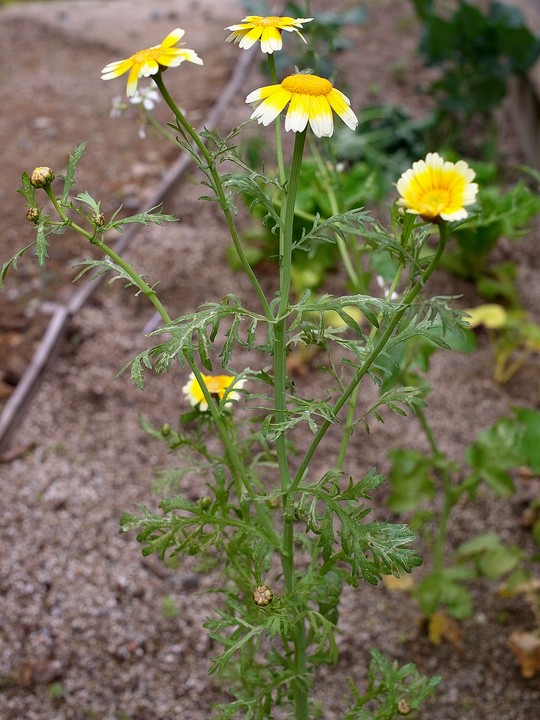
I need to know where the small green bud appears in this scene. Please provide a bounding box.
[253,585,273,607]
[92,212,106,227]
[26,207,40,224]
[30,166,55,188]
[199,496,212,510]
[161,423,171,436]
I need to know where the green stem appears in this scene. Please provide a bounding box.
[336,264,406,471]
[274,129,308,720]
[142,109,179,144]
[309,140,362,292]
[291,222,449,494]
[277,130,307,319]
[267,54,286,185]
[45,185,279,548]
[416,407,453,574]
[153,72,272,321]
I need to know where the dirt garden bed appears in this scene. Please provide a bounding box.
[1,1,539,719]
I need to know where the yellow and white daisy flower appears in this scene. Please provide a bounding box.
[246,73,358,138]
[396,152,478,222]
[182,372,246,412]
[225,15,312,54]
[101,28,203,97]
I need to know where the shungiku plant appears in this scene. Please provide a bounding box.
[0,13,484,719]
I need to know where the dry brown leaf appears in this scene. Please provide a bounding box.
[427,611,463,650]
[508,631,540,678]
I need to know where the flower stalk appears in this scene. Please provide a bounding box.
[152,72,273,321]
[274,128,308,718]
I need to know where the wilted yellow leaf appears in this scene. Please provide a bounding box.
[383,574,414,592]
[427,611,462,649]
[508,631,540,678]
[462,304,507,329]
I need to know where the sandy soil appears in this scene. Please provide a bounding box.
[1,1,540,719]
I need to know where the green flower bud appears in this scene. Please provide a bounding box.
[199,496,212,510]
[253,585,273,607]
[92,212,106,227]
[30,166,55,188]
[161,423,171,436]
[26,207,40,224]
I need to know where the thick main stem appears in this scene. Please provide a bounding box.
[273,130,308,720]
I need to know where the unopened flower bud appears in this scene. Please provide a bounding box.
[199,496,212,510]
[93,212,106,227]
[253,585,273,607]
[397,698,411,715]
[30,167,55,188]
[161,423,171,436]
[26,207,40,224]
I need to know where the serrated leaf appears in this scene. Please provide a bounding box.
[18,171,37,206]
[302,477,421,583]
[294,207,373,252]
[62,142,87,202]
[35,222,49,267]
[296,293,396,330]
[107,204,177,232]
[0,242,36,288]
[74,190,100,214]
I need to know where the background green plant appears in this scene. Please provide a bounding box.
[387,406,540,619]
[409,0,540,154]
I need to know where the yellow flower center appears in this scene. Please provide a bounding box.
[419,188,452,216]
[251,16,283,27]
[205,376,233,395]
[132,48,158,64]
[281,74,333,96]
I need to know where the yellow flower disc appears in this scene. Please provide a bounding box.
[281,74,333,96]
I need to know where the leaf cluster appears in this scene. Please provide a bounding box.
[344,648,440,719]
[299,470,422,584]
[411,0,540,119]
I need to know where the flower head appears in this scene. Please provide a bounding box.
[246,73,358,138]
[30,166,55,188]
[253,585,274,606]
[182,372,246,412]
[225,15,312,54]
[396,152,478,222]
[101,28,203,97]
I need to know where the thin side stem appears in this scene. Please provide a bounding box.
[309,140,362,291]
[291,222,449,494]
[45,184,279,547]
[153,73,272,321]
[416,406,454,574]
[267,54,286,185]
